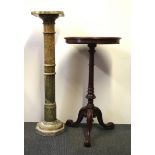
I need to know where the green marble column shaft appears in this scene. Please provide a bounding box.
[31,11,64,136]
[43,15,56,122]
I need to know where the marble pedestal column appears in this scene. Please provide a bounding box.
[31,11,64,136]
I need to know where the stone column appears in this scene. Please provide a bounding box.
[31,11,64,136]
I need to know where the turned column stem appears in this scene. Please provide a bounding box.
[39,15,59,122]
[86,44,96,105]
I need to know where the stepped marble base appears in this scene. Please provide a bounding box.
[36,120,64,136]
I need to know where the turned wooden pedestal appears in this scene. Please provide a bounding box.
[65,37,121,147]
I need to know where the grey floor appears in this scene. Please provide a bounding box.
[24,123,131,155]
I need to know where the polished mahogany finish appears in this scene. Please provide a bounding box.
[65,37,120,44]
[65,37,121,147]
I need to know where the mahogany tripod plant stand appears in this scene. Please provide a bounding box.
[65,37,121,147]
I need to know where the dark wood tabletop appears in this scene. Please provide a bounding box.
[64,37,121,44]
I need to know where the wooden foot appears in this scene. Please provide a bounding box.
[94,106,114,130]
[84,108,93,147]
[66,106,87,127]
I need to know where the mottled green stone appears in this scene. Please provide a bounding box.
[44,104,56,122]
[45,76,55,103]
[32,11,64,136]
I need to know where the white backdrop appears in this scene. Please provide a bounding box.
[24,0,130,123]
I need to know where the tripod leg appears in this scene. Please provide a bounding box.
[66,106,86,127]
[94,106,114,130]
[84,108,93,147]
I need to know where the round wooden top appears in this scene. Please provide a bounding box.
[65,37,121,44]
